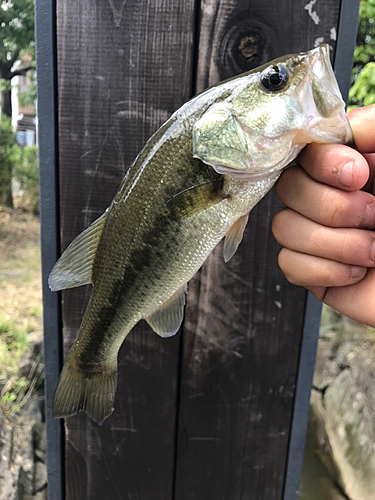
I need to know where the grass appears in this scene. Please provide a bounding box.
[0,206,43,417]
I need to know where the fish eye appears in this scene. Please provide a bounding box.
[260,65,288,91]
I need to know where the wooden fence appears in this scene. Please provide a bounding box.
[36,0,360,498]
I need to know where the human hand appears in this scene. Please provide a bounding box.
[272,104,375,327]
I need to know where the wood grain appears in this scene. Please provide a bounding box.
[56,0,344,498]
[57,0,196,498]
[174,1,341,499]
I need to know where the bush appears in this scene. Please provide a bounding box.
[348,62,375,110]
[0,116,39,213]
[0,313,30,417]
[0,116,17,206]
[13,145,39,214]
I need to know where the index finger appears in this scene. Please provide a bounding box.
[295,106,375,192]
[348,104,375,153]
[296,142,369,192]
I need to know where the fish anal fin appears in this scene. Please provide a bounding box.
[146,285,187,338]
[52,354,117,425]
[48,210,110,292]
[223,213,249,263]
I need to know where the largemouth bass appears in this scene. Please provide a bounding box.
[50,45,353,424]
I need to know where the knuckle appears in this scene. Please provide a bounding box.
[323,191,347,226]
[277,249,288,271]
[272,209,288,241]
[338,232,374,267]
[278,249,298,285]
[338,233,351,262]
[370,238,375,265]
[315,257,339,283]
[319,265,335,283]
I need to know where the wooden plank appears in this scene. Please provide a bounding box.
[56,0,196,498]
[174,1,342,499]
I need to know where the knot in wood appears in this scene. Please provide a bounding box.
[218,16,275,81]
[238,34,260,61]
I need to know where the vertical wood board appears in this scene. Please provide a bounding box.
[174,1,342,499]
[56,0,196,498]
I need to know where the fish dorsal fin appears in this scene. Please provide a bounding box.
[48,210,110,291]
[223,213,249,263]
[146,285,187,338]
[193,103,252,178]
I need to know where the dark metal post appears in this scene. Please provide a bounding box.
[283,1,360,497]
[35,0,64,498]
[334,0,361,101]
[282,293,322,500]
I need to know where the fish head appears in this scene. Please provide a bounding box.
[193,44,353,180]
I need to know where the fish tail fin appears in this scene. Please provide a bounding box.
[52,355,117,425]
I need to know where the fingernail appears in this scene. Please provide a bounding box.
[339,160,354,188]
[350,266,366,281]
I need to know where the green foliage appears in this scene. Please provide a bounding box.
[0,115,15,147]
[0,79,12,92]
[353,0,375,69]
[0,117,39,211]
[29,305,42,319]
[13,145,39,213]
[346,0,375,108]
[0,0,35,62]
[349,62,375,109]
[18,71,37,109]
[0,312,30,417]
[0,116,16,204]
[349,0,375,108]
[0,375,29,417]
[0,314,29,354]
[0,0,35,118]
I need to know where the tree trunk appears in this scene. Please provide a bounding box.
[4,179,13,209]
[0,160,14,209]
[1,88,12,118]
[0,85,14,208]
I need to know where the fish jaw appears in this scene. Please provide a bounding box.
[192,44,353,181]
[293,44,354,147]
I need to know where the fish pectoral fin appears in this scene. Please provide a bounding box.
[48,209,110,291]
[223,213,249,263]
[146,285,188,338]
[165,179,228,218]
[193,103,253,179]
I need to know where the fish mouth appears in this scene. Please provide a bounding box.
[297,44,354,147]
[293,110,354,147]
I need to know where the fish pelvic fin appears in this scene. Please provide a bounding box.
[223,213,249,262]
[52,355,117,425]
